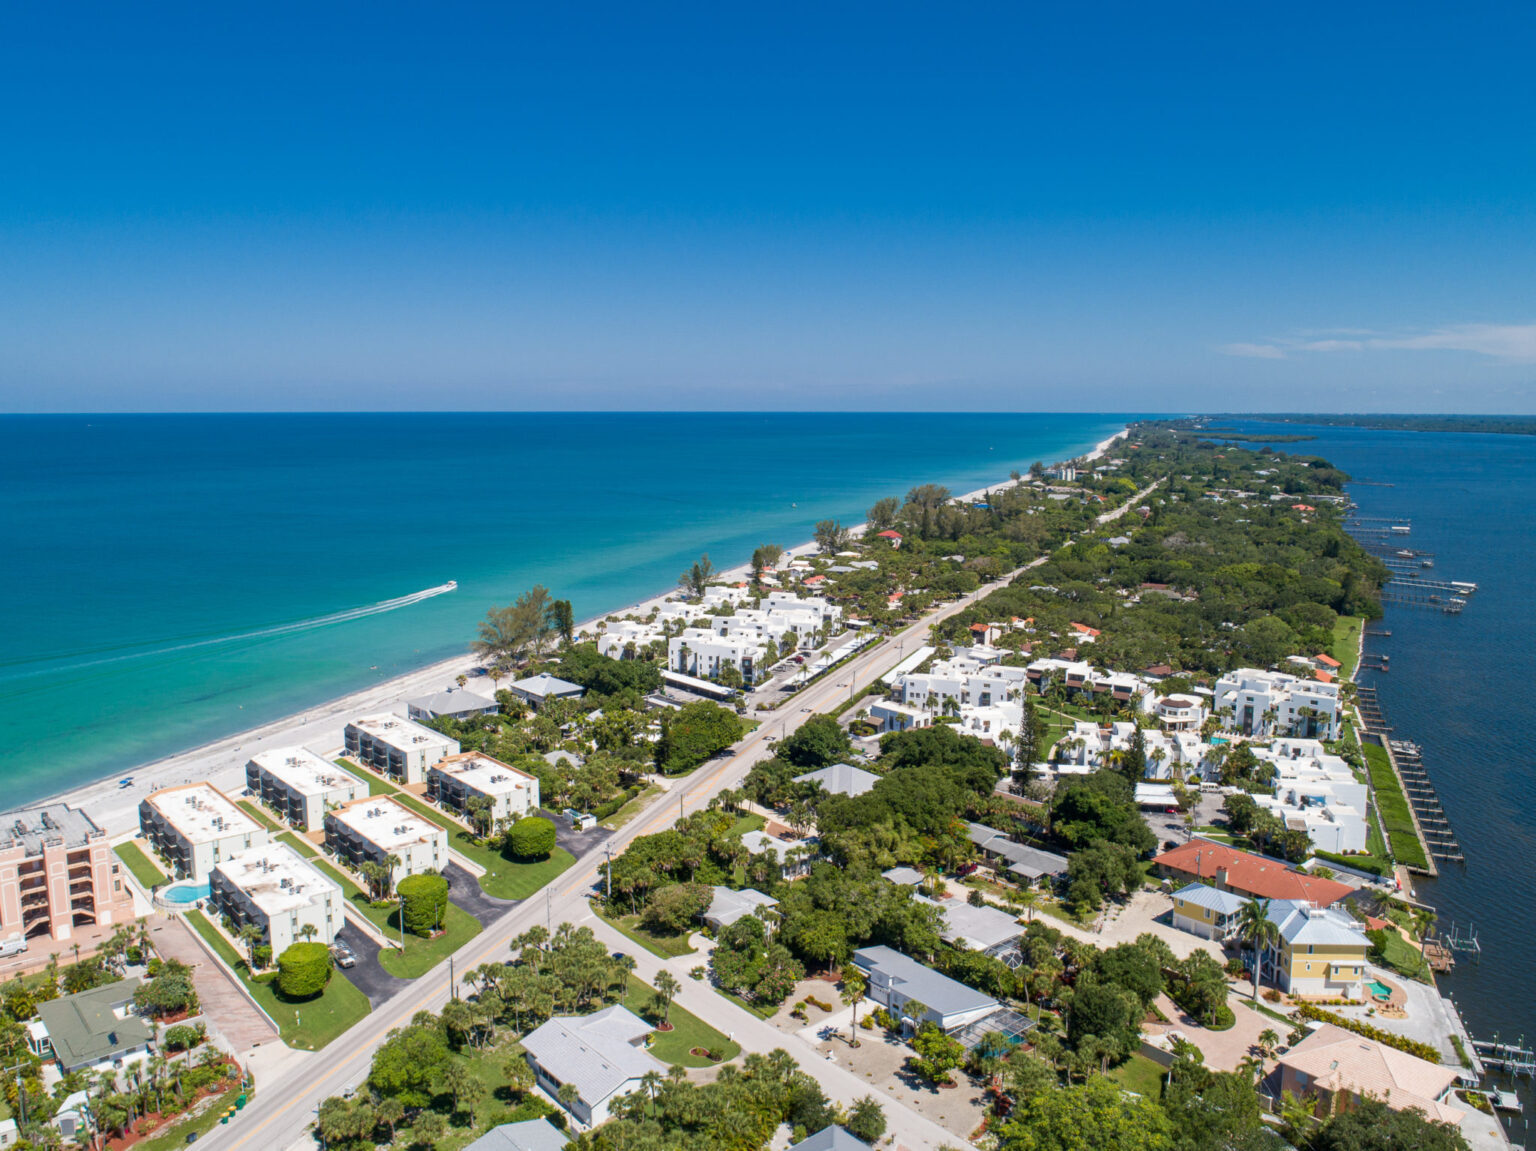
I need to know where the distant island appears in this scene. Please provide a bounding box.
[1236,413,1536,436]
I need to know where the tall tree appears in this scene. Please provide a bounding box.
[679,554,716,597]
[814,520,850,554]
[547,598,575,647]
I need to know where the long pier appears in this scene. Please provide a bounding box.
[1356,688,1458,872]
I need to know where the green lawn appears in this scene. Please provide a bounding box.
[453,835,577,900]
[237,801,282,831]
[1361,741,1430,870]
[184,910,369,1049]
[1376,928,1432,983]
[337,758,399,796]
[595,906,696,959]
[623,975,739,1067]
[1331,616,1364,679]
[1107,1052,1167,1099]
[602,783,660,830]
[114,841,168,888]
[276,831,320,858]
[726,812,766,838]
[378,905,482,979]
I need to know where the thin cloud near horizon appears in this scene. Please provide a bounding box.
[1218,323,1536,363]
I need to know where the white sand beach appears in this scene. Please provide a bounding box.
[43,427,1128,839]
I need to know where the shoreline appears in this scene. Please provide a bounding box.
[31,427,1128,837]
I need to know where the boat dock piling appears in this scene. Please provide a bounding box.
[1475,1039,1536,1079]
[1388,738,1465,864]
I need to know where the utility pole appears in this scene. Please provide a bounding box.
[604,843,613,900]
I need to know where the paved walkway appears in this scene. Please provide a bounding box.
[151,915,280,1053]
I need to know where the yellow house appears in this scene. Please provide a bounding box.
[1171,884,1367,1000]
[1259,901,1368,1000]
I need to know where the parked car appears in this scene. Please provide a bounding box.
[332,943,356,969]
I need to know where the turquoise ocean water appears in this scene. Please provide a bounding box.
[0,412,1125,804]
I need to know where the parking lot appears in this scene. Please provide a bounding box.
[333,922,411,1006]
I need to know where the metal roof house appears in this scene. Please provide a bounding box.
[914,894,1022,954]
[463,1117,570,1151]
[521,1005,663,1128]
[702,886,778,931]
[788,1127,871,1151]
[851,945,998,1033]
[792,762,880,797]
[33,979,154,1074]
[508,674,586,710]
[965,822,1067,884]
[405,688,499,723]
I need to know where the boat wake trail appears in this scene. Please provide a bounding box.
[0,581,458,683]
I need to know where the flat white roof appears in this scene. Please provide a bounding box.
[214,842,338,918]
[249,747,360,798]
[144,784,261,844]
[328,796,445,853]
[347,713,453,752]
[430,753,537,798]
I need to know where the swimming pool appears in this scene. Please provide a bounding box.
[1368,979,1392,999]
[160,881,210,905]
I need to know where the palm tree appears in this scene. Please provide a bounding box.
[639,1069,664,1115]
[840,969,867,1047]
[298,924,318,942]
[654,971,680,1026]
[1236,898,1280,1001]
[236,924,263,968]
[1257,1027,1280,1059]
[556,1080,581,1115]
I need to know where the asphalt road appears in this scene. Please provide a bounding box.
[205,479,1171,1151]
[206,575,1013,1151]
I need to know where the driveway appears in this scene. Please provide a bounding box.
[151,915,280,1053]
[334,922,411,1007]
[544,808,614,859]
[444,861,518,923]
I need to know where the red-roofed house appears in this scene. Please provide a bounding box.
[1292,504,1317,512]
[1070,623,1102,639]
[876,530,902,548]
[803,575,827,587]
[1153,841,1352,907]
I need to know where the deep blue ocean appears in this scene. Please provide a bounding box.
[0,412,1125,804]
[1224,418,1536,1135]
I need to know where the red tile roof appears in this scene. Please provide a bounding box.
[1315,653,1342,668]
[877,530,903,539]
[1070,622,1102,637]
[1154,841,1352,906]
[1315,670,1335,684]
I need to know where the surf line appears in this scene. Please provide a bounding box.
[0,581,458,682]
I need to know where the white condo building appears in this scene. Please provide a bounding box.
[139,784,270,881]
[324,795,448,886]
[428,752,541,825]
[669,629,769,684]
[209,842,342,955]
[344,714,460,784]
[245,747,365,831]
[1214,669,1341,740]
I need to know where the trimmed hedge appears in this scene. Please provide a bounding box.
[1294,1002,1441,1063]
[507,816,557,860]
[1314,849,1389,877]
[398,873,449,937]
[276,942,333,999]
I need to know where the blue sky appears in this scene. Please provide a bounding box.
[3,2,1534,412]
